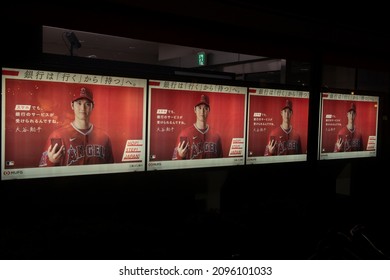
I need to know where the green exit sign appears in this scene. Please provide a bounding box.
[197,51,207,66]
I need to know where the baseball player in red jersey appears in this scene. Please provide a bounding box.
[264,99,302,156]
[172,94,223,160]
[39,87,114,166]
[334,102,363,152]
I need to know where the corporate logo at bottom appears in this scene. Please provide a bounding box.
[3,170,23,176]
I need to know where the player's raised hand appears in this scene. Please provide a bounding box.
[335,137,343,151]
[47,143,64,163]
[177,139,189,158]
[267,138,276,155]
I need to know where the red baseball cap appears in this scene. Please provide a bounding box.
[72,87,94,104]
[195,94,210,107]
[282,99,292,111]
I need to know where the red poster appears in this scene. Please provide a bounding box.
[319,92,379,160]
[246,88,310,164]
[2,68,147,180]
[147,80,247,171]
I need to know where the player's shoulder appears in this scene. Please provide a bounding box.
[182,124,196,133]
[355,129,363,136]
[92,126,110,135]
[270,126,281,134]
[52,123,72,133]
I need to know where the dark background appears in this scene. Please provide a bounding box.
[2,1,389,260]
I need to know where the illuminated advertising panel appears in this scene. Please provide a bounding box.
[319,92,379,160]
[246,88,309,164]
[1,68,147,180]
[147,80,247,171]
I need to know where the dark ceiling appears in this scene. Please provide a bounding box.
[3,1,390,71]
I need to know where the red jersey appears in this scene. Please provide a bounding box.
[172,124,223,160]
[334,126,363,152]
[264,126,302,156]
[39,122,114,166]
